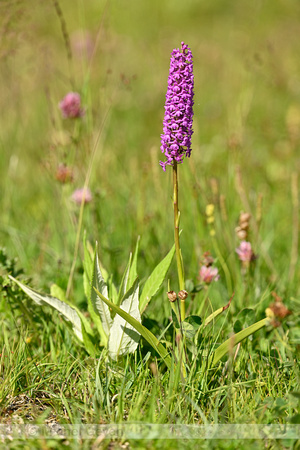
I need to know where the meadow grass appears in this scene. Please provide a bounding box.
[0,1,300,448]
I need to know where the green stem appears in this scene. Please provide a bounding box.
[173,162,185,320]
[65,99,112,299]
[66,194,86,299]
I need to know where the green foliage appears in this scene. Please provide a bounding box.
[9,275,85,341]
[94,285,172,369]
[107,279,141,360]
[90,244,112,341]
[209,318,269,366]
[8,237,177,363]
[139,244,175,313]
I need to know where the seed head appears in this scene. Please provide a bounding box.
[167,291,178,302]
[178,290,188,300]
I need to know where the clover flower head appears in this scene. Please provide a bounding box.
[59,92,85,118]
[160,42,194,171]
[199,265,220,284]
[71,187,92,205]
[235,241,254,262]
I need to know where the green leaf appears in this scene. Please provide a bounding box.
[93,286,172,369]
[9,276,83,341]
[50,283,68,303]
[108,279,141,360]
[80,318,97,357]
[83,236,109,345]
[117,253,132,307]
[83,233,94,300]
[90,245,112,342]
[50,283,94,339]
[128,236,140,290]
[210,318,268,366]
[181,315,202,340]
[139,244,175,313]
[234,308,256,333]
[108,275,118,305]
[203,293,234,328]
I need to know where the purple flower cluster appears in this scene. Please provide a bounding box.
[160,42,194,171]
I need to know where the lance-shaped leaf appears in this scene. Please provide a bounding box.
[108,275,118,305]
[50,284,94,337]
[127,236,140,290]
[115,236,141,307]
[139,244,175,313]
[80,318,97,357]
[90,247,112,340]
[202,293,234,328]
[93,286,172,369]
[116,253,132,307]
[209,318,269,366]
[50,283,97,356]
[9,275,83,341]
[108,279,141,360]
[82,233,94,300]
[83,240,109,345]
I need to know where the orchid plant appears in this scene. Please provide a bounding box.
[9,42,275,378]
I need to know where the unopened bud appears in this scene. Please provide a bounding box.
[202,252,214,267]
[167,291,177,302]
[239,212,251,223]
[149,362,158,376]
[176,333,182,344]
[235,227,247,240]
[205,204,215,217]
[55,164,74,184]
[178,290,188,300]
[239,221,249,230]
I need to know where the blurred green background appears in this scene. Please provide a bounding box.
[1,0,300,300]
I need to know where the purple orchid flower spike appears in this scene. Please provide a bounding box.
[160,42,194,171]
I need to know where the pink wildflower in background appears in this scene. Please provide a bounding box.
[235,241,254,262]
[59,92,85,118]
[199,265,220,284]
[71,188,92,205]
